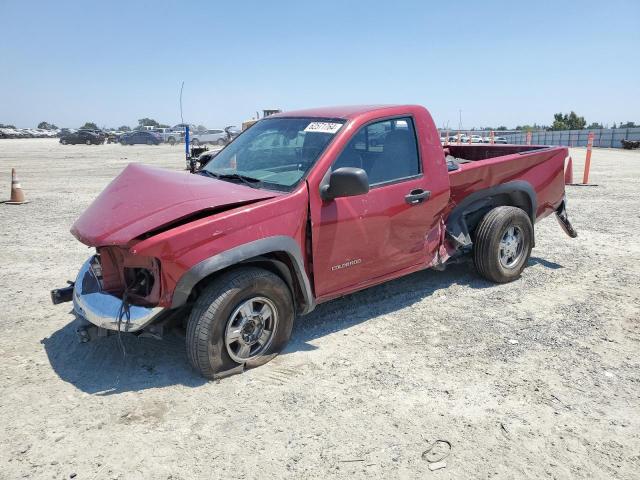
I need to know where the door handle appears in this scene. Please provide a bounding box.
[405,189,431,205]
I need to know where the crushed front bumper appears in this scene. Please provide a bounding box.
[70,256,164,332]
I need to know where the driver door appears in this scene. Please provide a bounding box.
[310,117,443,298]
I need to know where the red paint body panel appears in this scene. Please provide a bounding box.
[71,163,279,246]
[132,189,308,306]
[69,105,569,311]
[306,105,450,300]
[447,145,567,220]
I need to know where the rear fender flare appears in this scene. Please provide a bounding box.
[171,236,315,314]
[446,181,537,248]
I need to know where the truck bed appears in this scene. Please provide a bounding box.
[446,144,550,161]
[445,144,568,221]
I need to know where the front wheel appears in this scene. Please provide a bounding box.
[186,267,294,379]
[473,206,533,283]
[191,138,200,146]
[217,138,226,146]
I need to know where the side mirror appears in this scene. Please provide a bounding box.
[320,167,369,200]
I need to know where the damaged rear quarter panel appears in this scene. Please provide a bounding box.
[447,147,567,221]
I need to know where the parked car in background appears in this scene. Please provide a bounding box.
[119,130,161,145]
[494,136,508,144]
[78,129,106,143]
[168,124,198,145]
[167,129,185,145]
[0,128,19,138]
[1,128,30,138]
[191,129,227,145]
[150,128,183,144]
[60,130,103,145]
[105,132,120,144]
[470,134,483,143]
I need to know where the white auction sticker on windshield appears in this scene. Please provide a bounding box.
[304,122,342,134]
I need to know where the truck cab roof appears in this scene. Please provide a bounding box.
[269,105,415,120]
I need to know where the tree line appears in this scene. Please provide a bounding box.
[480,112,638,132]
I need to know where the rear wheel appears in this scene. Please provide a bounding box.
[191,138,200,146]
[473,206,533,283]
[186,267,294,379]
[85,139,91,145]
[217,138,226,146]
[61,139,67,145]
[168,137,176,145]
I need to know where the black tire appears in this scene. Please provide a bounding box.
[191,138,200,146]
[168,137,176,145]
[85,139,91,145]
[473,206,533,283]
[217,138,225,146]
[61,139,67,145]
[186,267,294,380]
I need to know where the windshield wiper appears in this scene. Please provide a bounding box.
[198,170,262,189]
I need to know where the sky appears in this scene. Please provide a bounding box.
[1,0,639,130]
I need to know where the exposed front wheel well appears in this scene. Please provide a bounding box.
[185,253,307,315]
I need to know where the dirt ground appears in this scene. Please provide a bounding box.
[0,139,638,479]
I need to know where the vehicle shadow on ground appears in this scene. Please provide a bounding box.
[285,262,487,354]
[42,322,206,395]
[284,256,562,354]
[529,256,563,270]
[42,257,562,394]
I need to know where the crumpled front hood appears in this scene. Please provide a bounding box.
[71,163,278,246]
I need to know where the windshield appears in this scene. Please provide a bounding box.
[202,117,344,191]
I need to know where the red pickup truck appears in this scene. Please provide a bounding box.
[52,105,577,379]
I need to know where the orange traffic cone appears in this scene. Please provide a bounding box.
[564,156,573,185]
[4,168,29,205]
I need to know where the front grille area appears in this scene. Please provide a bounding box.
[96,246,161,306]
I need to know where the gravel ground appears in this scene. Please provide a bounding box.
[0,139,638,479]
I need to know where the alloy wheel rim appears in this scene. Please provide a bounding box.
[499,225,524,268]
[225,296,278,363]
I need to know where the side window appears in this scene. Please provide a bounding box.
[333,117,420,186]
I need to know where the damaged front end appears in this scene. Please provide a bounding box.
[52,248,165,342]
[51,162,281,343]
